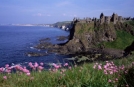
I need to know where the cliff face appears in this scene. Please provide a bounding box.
[35,21,134,55]
[55,21,134,54]
[63,22,117,53]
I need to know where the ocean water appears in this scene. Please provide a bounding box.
[0,26,70,67]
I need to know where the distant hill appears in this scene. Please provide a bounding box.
[52,21,72,28]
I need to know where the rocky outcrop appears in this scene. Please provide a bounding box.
[56,36,68,41]
[34,21,134,56]
[52,22,117,54]
[124,41,134,56]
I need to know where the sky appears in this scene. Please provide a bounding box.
[0,0,134,24]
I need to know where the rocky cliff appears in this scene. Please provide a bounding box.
[54,21,134,54]
[35,20,134,57]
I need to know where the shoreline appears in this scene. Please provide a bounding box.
[27,37,125,64]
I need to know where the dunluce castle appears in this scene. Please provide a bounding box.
[73,13,134,24]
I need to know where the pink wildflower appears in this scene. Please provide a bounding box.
[106,61,109,63]
[126,84,129,87]
[49,68,52,71]
[5,69,11,74]
[0,67,4,72]
[34,62,38,68]
[52,68,58,72]
[64,63,68,66]
[15,65,23,71]
[125,70,128,74]
[110,71,113,74]
[3,76,7,80]
[68,66,72,70]
[98,65,102,70]
[40,62,44,66]
[5,64,9,68]
[74,65,77,67]
[103,65,107,69]
[55,65,60,69]
[61,69,66,73]
[104,70,108,74]
[93,65,96,69]
[26,73,30,76]
[29,62,34,68]
[108,79,112,83]
[38,66,44,72]
[52,63,60,69]
[23,68,30,73]
[95,63,98,65]
[115,78,118,81]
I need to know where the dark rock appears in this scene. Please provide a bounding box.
[56,36,68,41]
[39,38,51,43]
[124,41,134,56]
[27,52,48,57]
[35,42,53,49]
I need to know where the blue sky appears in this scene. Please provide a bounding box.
[0,0,134,24]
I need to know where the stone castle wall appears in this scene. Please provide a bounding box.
[73,13,132,24]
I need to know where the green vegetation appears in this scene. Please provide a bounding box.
[53,21,71,27]
[0,55,134,87]
[104,30,134,49]
[76,23,94,34]
[124,20,134,30]
[126,20,134,26]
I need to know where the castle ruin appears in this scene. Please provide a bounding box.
[73,13,132,24]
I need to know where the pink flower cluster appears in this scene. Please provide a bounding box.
[0,62,70,80]
[49,63,70,73]
[28,62,44,72]
[93,61,134,84]
[93,61,125,75]
[0,62,45,80]
[0,64,13,74]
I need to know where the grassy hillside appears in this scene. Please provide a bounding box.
[104,30,134,49]
[74,21,134,50]
[53,21,72,27]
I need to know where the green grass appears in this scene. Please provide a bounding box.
[124,20,134,30]
[0,55,134,87]
[125,20,134,26]
[104,30,134,49]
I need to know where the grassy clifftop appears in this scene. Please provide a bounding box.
[70,21,134,50]
[104,30,134,49]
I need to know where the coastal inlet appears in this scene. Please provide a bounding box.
[0,26,71,68]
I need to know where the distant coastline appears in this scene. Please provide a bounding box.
[0,24,54,27]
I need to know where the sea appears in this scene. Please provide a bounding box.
[0,26,71,68]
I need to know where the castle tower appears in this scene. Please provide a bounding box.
[111,13,118,24]
[118,16,123,22]
[105,16,111,24]
[100,13,105,24]
[86,17,92,23]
